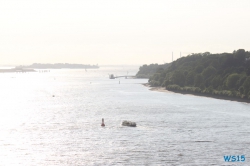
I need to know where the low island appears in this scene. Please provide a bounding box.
[0,67,36,73]
[17,63,99,69]
[0,63,99,73]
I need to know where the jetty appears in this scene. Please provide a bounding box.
[109,74,135,79]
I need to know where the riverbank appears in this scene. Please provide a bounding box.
[143,83,250,103]
[143,83,173,93]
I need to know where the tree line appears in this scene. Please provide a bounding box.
[139,49,250,100]
[136,63,170,78]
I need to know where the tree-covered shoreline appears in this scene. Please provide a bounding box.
[138,49,250,101]
[136,63,170,78]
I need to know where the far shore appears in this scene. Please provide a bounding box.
[143,83,250,104]
[0,68,36,73]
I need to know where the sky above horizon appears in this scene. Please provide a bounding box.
[0,0,250,65]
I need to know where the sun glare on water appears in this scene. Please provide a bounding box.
[0,72,56,131]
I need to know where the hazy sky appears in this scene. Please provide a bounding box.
[0,0,250,65]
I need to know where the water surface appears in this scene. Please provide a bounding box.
[0,66,249,165]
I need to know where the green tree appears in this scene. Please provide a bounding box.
[186,71,195,86]
[239,86,244,94]
[226,74,240,90]
[202,66,216,78]
[195,65,203,73]
[234,49,246,64]
[172,70,185,86]
[211,75,222,89]
[194,74,203,87]
[243,77,250,95]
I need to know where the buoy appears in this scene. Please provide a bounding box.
[101,118,105,127]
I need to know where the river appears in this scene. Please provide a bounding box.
[0,66,249,165]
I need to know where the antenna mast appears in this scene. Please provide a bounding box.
[172,52,173,62]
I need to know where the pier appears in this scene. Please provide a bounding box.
[109,74,135,79]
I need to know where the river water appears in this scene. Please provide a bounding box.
[0,66,249,166]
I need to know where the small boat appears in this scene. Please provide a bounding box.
[122,120,136,127]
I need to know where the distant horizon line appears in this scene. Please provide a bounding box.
[0,64,152,67]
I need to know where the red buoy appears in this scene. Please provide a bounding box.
[101,118,105,127]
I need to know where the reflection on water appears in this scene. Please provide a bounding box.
[0,66,249,165]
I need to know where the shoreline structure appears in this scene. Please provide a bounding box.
[143,83,250,104]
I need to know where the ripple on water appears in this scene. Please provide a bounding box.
[0,68,250,165]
